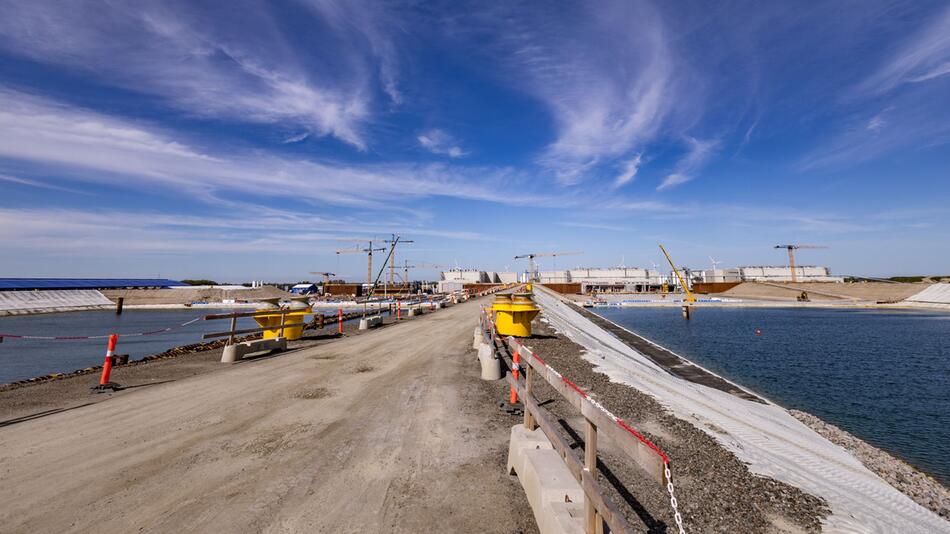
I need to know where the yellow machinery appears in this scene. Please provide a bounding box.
[492,292,540,337]
[253,297,311,341]
[659,244,696,303]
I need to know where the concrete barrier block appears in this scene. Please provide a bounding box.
[221,337,287,363]
[507,424,554,476]
[521,449,585,534]
[547,501,585,534]
[358,315,382,330]
[477,342,502,380]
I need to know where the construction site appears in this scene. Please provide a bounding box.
[1,238,949,534]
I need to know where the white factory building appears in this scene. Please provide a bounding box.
[734,266,843,283]
[536,267,666,292]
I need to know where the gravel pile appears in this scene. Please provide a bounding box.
[511,316,829,533]
[791,410,950,520]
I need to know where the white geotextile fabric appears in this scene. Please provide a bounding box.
[533,289,950,534]
[0,289,112,313]
[905,283,950,304]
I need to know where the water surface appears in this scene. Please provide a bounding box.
[594,306,950,486]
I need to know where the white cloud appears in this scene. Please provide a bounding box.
[283,132,311,144]
[0,88,573,211]
[657,138,718,190]
[468,2,685,184]
[0,1,383,149]
[613,155,642,187]
[856,6,950,95]
[417,129,467,158]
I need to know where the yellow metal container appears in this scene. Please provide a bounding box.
[493,293,539,337]
[491,294,513,334]
[253,307,311,341]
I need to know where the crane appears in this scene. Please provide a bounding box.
[336,240,386,287]
[308,271,336,285]
[383,234,414,286]
[513,251,582,281]
[774,244,828,282]
[659,244,696,303]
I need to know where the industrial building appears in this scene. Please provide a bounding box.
[440,269,489,283]
[735,266,843,283]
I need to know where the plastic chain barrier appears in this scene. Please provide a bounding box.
[0,317,202,341]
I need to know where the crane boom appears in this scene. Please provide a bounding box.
[659,244,696,303]
[774,244,828,282]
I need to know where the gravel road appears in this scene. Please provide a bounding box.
[0,299,536,533]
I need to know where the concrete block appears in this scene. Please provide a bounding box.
[473,327,483,349]
[507,424,554,476]
[221,337,287,363]
[477,342,502,380]
[507,425,585,534]
[547,501,585,534]
[521,449,585,534]
[358,315,382,330]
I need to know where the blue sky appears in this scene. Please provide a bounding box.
[0,0,948,282]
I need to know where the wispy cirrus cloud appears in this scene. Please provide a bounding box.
[613,155,642,188]
[461,1,686,185]
[657,138,718,190]
[0,87,568,211]
[417,129,467,158]
[855,6,950,96]
[0,0,389,149]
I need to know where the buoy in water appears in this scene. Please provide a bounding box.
[754,328,762,336]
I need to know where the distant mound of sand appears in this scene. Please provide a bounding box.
[720,282,927,302]
[101,286,292,305]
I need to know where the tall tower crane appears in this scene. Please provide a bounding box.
[308,272,336,285]
[383,234,414,286]
[336,240,386,287]
[774,244,828,282]
[513,251,582,282]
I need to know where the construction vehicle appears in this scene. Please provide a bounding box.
[774,244,828,282]
[658,244,696,303]
[513,251,582,282]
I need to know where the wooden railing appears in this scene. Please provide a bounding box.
[478,307,670,534]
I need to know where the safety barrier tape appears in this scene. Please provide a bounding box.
[0,317,203,341]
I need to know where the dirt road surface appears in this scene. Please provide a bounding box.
[0,300,536,533]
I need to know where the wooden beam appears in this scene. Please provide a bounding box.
[201,322,306,339]
[506,338,667,486]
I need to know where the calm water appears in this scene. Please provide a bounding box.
[594,306,950,486]
[0,308,373,385]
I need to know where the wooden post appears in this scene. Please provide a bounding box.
[227,316,237,345]
[115,297,124,315]
[523,365,535,430]
[584,418,600,534]
[278,312,287,338]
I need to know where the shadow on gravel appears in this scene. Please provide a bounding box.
[558,418,669,533]
[116,379,176,391]
[0,402,95,428]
